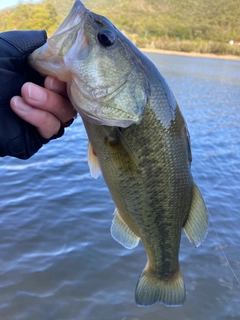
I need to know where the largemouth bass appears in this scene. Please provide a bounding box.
[29,0,208,307]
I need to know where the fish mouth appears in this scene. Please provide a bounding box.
[47,0,87,56]
[29,0,88,79]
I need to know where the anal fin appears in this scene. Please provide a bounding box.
[87,141,101,179]
[184,182,208,248]
[110,208,140,249]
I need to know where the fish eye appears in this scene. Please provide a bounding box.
[97,29,116,47]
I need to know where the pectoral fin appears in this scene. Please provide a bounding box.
[106,128,138,172]
[110,208,140,249]
[117,128,138,170]
[87,141,101,179]
[183,182,208,247]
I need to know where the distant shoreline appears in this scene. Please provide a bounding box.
[140,48,240,61]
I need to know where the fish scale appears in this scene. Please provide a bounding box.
[83,101,191,289]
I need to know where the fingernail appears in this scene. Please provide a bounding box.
[11,96,32,112]
[46,76,66,92]
[48,76,56,90]
[28,83,47,101]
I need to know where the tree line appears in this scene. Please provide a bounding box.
[0,0,240,56]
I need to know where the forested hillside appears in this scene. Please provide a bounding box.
[1,0,240,56]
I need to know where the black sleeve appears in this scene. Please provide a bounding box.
[0,30,64,160]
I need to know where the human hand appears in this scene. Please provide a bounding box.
[11,76,76,139]
[0,30,76,159]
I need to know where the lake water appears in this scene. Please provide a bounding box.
[0,53,240,320]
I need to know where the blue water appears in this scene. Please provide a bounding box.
[0,53,240,320]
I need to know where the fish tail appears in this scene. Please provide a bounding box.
[135,267,185,307]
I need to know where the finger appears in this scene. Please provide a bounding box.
[21,82,77,123]
[44,76,68,97]
[10,96,61,139]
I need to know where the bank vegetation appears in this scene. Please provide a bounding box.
[1,0,240,56]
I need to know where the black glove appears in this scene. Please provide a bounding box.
[0,30,64,160]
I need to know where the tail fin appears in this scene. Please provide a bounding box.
[135,268,185,307]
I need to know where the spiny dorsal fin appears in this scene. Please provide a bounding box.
[87,141,101,179]
[110,208,140,249]
[183,182,208,248]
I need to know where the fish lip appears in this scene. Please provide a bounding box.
[52,0,87,38]
[47,0,87,56]
[30,0,87,60]
[28,0,88,79]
